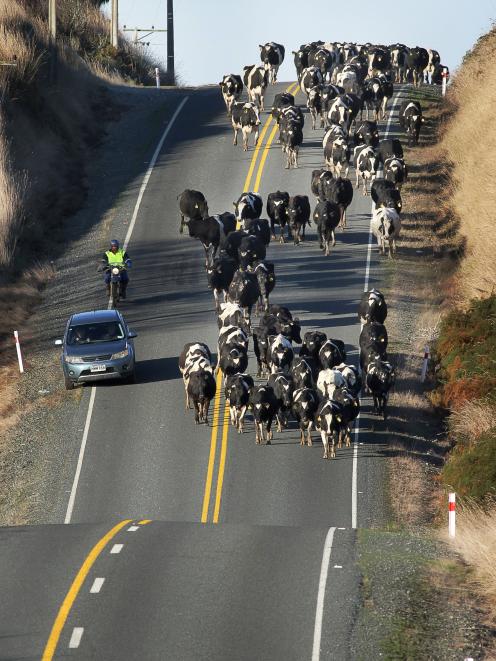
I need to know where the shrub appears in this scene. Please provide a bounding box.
[442,429,496,500]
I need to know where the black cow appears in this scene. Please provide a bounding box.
[324,177,354,228]
[367,46,391,74]
[354,120,379,148]
[280,119,303,169]
[219,74,243,115]
[384,157,408,190]
[291,356,317,388]
[361,78,385,121]
[243,64,269,110]
[318,339,346,369]
[292,46,310,77]
[218,343,248,379]
[225,373,254,433]
[238,234,266,270]
[399,100,424,146]
[187,215,234,254]
[254,261,276,312]
[228,269,260,328]
[288,195,311,244]
[206,254,237,310]
[313,200,341,255]
[292,387,319,446]
[300,330,327,359]
[268,372,294,431]
[358,289,387,324]
[187,369,216,425]
[244,218,271,245]
[315,170,334,200]
[307,86,324,130]
[332,388,360,448]
[231,101,261,151]
[366,358,395,418]
[259,42,285,84]
[371,179,402,214]
[178,189,208,234]
[222,229,247,263]
[406,47,429,87]
[377,138,403,163]
[234,192,263,224]
[267,191,291,242]
[250,385,279,444]
[359,321,388,371]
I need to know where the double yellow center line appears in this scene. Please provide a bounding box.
[201,81,299,524]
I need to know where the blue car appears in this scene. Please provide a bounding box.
[55,309,137,389]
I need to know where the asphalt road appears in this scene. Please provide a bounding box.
[0,81,410,659]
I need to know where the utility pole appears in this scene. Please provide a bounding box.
[110,0,119,48]
[167,0,174,82]
[48,0,57,84]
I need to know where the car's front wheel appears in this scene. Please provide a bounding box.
[65,376,75,390]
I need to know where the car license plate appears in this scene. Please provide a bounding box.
[90,364,106,373]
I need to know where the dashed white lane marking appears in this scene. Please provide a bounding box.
[90,577,105,593]
[333,565,343,569]
[127,525,140,532]
[69,627,84,649]
[312,527,336,661]
[110,544,123,554]
[337,527,346,530]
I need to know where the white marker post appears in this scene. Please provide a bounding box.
[441,68,448,97]
[155,67,160,89]
[448,492,456,537]
[421,345,430,382]
[13,330,24,373]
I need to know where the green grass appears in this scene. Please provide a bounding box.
[442,429,496,499]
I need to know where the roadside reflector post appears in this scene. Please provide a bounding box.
[448,492,456,538]
[155,67,160,89]
[14,330,24,373]
[421,344,430,382]
[441,69,448,97]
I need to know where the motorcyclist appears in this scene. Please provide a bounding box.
[102,239,132,299]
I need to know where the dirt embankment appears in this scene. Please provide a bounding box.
[0,0,165,433]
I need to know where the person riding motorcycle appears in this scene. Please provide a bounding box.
[102,239,132,299]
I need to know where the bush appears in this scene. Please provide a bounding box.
[442,429,496,500]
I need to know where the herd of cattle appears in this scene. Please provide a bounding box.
[176,39,438,457]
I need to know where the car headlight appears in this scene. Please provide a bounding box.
[65,355,84,364]
[111,347,130,360]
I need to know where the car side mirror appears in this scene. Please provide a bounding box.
[128,330,138,339]
[54,339,63,346]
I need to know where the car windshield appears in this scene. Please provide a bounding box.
[67,322,125,345]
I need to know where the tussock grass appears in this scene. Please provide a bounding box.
[449,398,496,445]
[0,121,27,267]
[448,501,496,622]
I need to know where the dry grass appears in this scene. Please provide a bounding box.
[447,501,496,623]
[449,398,496,445]
[389,444,433,526]
[442,26,496,301]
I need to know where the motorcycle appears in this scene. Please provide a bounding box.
[102,263,128,307]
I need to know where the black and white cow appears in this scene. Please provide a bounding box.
[250,385,279,444]
[361,78,385,121]
[316,368,346,400]
[365,358,395,418]
[358,289,387,324]
[359,321,388,371]
[259,42,285,84]
[332,388,360,449]
[231,101,261,151]
[291,356,316,388]
[406,47,429,87]
[336,363,362,397]
[178,189,209,234]
[217,302,250,334]
[292,387,319,446]
[307,86,324,130]
[218,342,249,379]
[267,190,290,242]
[300,330,328,360]
[367,46,390,75]
[321,84,345,126]
[268,372,294,431]
[228,269,260,328]
[300,66,324,96]
[243,218,271,245]
[384,157,408,190]
[292,46,310,78]
[271,92,295,123]
[316,398,343,459]
[243,64,269,110]
[268,333,294,374]
[288,195,311,244]
[328,95,354,134]
[354,145,379,195]
[313,200,341,255]
[371,207,401,258]
[425,49,441,83]
[238,234,266,269]
[219,74,243,115]
[311,168,333,199]
[371,179,402,214]
[179,342,214,410]
[234,192,263,224]
[318,339,347,369]
[225,373,254,433]
[254,261,276,311]
[324,137,351,178]
[399,100,424,146]
[354,120,380,147]
[390,43,409,83]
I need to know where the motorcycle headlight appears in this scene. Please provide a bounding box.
[112,267,120,275]
[65,354,83,364]
[111,347,130,360]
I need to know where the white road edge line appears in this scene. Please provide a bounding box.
[68,627,84,649]
[90,577,105,593]
[64,95,189,523]
[110,543,123,554]
[312,527,336,661]
[352,89,405,530]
